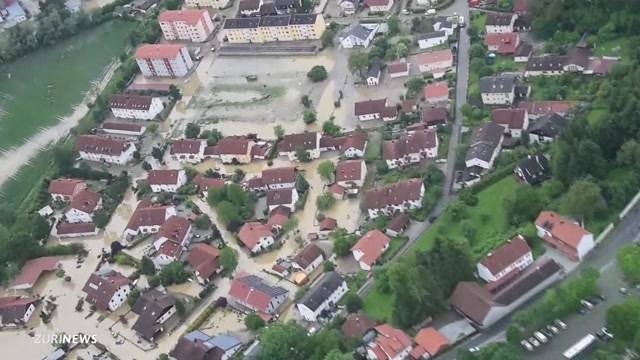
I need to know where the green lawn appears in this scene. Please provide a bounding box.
[469,55,520,101]
[362,286,394,322]
[381,236,407,262]
[471,12,486,33]
[364,130,382,161]
[586,108,608,127]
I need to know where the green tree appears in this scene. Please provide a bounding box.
[503,186,544,226]
[245,313,266,331]
[303,109,317,124]
[561,180,607,222]
[406,77,426,98]
[606,298,640,343]
[348,51,369,77]
[194,214,212,230]
[295,147,311,162]
[127,288,140,307]
[322,119,341,136]
[139,256,156,276]
[185,123,200,139]
[157,262,190,286]
[301,95,312,108]
[258,322,308,360]
[387,16,400,35]
[321,28,336,48]
[323,349,353,360]
[470,43,485,58]
[332,228,356,257]
[617,244,640,284]
[307,65,328,82]
[316,192,336,211]
[323,261,335,272]
[274,125,285,139]
[317,160,335,182]
[219,247,238,275]
[344,292,362,313]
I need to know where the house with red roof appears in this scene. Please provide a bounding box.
[388,61,410,78]
[367,324,413,360]
[386,213,410,237]
[246,166,297,192]
[423,81,449,104]
[484,32,520,54]
[266,188,298,212]
[82,268,131,311]
[364,0,393,12]
[363,179,425,218]
[318,216,337,238]
[135,43,194,78]
[55,221,98,238]
[75,135,136,165]
[351,229,390,271]
[535,211,594,261]
[0,296,38,328]
[516,100,573,119]
[335,159,367,194]
[153,216,192,267]
[277,132,322,161]
[411,327,449,359]
[415,49,453,78]
[159,9,214,42]
[421,107,448,128]
[228,274,288,319]
[267,206,291,232]
[101,121,147,137]
[171,138,207,163]
[204,136,255,164]
[333,131,368,158]
[383,128,438,169]
[109,94,164,120]
[147,169,187,193]
[48,178,87,202]
[342,312,376,340]
[292,243,324,274]
[10,256,62,290]
[124,201,177,239]
[238,222,275,253]
[192,173,225,195]
[187,243,221,284]
[477,234,533,283]
[490,108,529,137]
[64,189,102,223]
[354,98,398,122]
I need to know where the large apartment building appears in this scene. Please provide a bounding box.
[184,0,229,8]
[222,14,325,43]
[109,94,164,120]
[159,9,214,42]
[135,44,194,78]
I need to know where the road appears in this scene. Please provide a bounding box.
[358,0,470,295]
[438,204,640,359]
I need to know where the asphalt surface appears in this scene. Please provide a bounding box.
[438,205,640,359]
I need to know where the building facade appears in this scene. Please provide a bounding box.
[135,44,194,78]
[159,9,215,42]
[223,14,326,43]
[110,95,164,120]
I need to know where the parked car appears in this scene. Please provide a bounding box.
[427,8,436,15]
[529,337,541,347]
[619,287,628,295]
[541,328,554,338]
[602,327,614,339]
[554,319,568,330]
[581,299,594,309]
[520,340,534,351]
[596,294,607,301]
[534,331,548,343]
[547,325,560,334]
[469,347,480,353]
[577,307,587,315]
[588,296,601,305]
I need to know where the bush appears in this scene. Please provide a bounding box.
[303,110,317,124]
[307,65,328,82]
[316,192,336,211]
[245,313,266,331]
[344,292,363,313]
[194,214,212,230]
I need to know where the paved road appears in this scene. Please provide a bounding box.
[358,0,471,295]
[438,205,640,359]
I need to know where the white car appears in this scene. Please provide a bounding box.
[547,324,560,334]
[469,347,480,353]
[554,319,567,330]
[580,299,594,309]
[529,337,540,347]
[533,331,548,343]
[426,8,436,15]
[520,340,534,351]
[602,327,614,339]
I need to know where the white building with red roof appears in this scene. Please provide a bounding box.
[335,159,367,194]
[535,211,594,261]
[411,327,450,359]
[336,131,368,158]
[124,201,177,239]
[351,229,390,271]
[75,135,136,165]
[245,166,297,192]
[153,216,192,267]
[147,169,187,193]
[170,138,206,163]
[185,0,229,9]
[0,296,38,328]
[10,256,61,290]
[238,222,275,253]
[277,132,322,161]
[109,94,164,120]
[354,98,397,122]
[363,179,425,218]
[484,32,520,54]
[383,128,438,169]
[55,221,98,238]
[159,9,214,42]
[477,234,533,283]
[423,81,449,104]
[82,268,131,311]
[186,243,221,284]
[192,173,225,195]
[364,0,393,12]
[101,122,147,137]
[48,178,87,202]
[266,188,298,212]
[228,274,288,319]
[64,189,102,223]
[204,136,255,164]
[292,243,324,274]
[388,61,410,78]
[135,44,194,78]
[491,108,529,137]
[415,49,453,77]
[367,324,413,360]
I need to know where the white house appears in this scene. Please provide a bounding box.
[0,296,37,327]
[339,24,377,48]
[48,178,87,202]
[477,235,533,283]
[354,98,397,121]
[266,188,299,212]
[535,211,595,262]
[75,135,136,165]
[101,122,146,137]
[110,94,164,120]
[340,0,356,14]
[204,136,255,164]
[228,275,288,317]
[351,229,390,271]
[296,271,348,322]
[135,44,194,78]
[382,128,438,169]
[158,9,215,43]
[147,169,187,193]
[367,324,413,360]
[153,216,192,267]
[465,122,505,170]
[170,138,207,163]
[366,60,381,86]
[292,243,324,274]
[64,190,102,223]
[277,132,322,161]
[388,61,410,78]
[433,16,456,36]
[418,31,448,49]
[415,48,453,74]
[364,0,393,12]
[124,202,177,239]
[491,108,529,137]
[479,75,516,105]
[485,12,517,33]
[55,222,99,239]
[82,269,131,312]
[238,222,275,253]
[335,159,367,194]
[185,0,230,8]
[363,179,425,218]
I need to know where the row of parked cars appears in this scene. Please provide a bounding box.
[577,294,606,314]
[520,319,568,351]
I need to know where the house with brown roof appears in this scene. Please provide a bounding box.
[147,169,187,193]
[0,296,38,328]
[477,234,533,283]
[491,108,529,137]
[451,258,562,328]
[246,166,297,192]
[170,331,242,360]
[351,229,390,271]
[383,128,438,169]
[192,173,225,195]
[386,213,410,237]
[238,222,275,253]
[465,122,505,171]
[525,54,567,77]
[423,81,449,104]
[131,289,177,341]
[82,268,131,311]
[267,206,291,232]
[354,98,398,122]
[153,216,192,267]
[277,132,322,161]
[187,243,221,284]
[48,178,87,202]
[342,312,376,340]
[101,121,146,137]
[421,107,448,128]
[479,75,516,105]
[75,135,136,165]
[367,324,413,360]
[485,12,517,33]
[335,159,367,194]
[55,221,98,238]
[109,94,164,120]
[535,211,594,261]
[228,274,288,319]
[124,201,177,240]
[292,243,324,274]
[266,187,298,212]
[410,327,449,359]
[335,131,368,158]
[388,61,410,78]
[517,100,573,119]
[415,49,453,78]
[484,32,520,54]
[318,216,337,238]
[363,179,425,218]
[170,138,206,163]
[10,256,62,290]
[204,136,255,164]
[64,189,102,223]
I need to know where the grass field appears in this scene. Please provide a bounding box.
[362,286,394,322]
